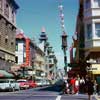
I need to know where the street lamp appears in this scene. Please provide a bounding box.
[61,31,67,75]
[20,63,26,78]
[32,58,35,81]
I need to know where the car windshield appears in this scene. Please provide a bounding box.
[36,79,42,82]
[17,80,27,82]
[0,80,9,83]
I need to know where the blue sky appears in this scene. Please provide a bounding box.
[15,0,79,69]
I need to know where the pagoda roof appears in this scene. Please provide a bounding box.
[16,33,26,39]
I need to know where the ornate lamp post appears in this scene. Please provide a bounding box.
[61,31,67,75]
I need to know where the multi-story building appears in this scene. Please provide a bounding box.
[84,0,100,80]
[46,47,57,82]
[69,0,100,80]
[15,30,46,80]
[39,27,58,82]
[0,0,19,71]
[68,0,86,77]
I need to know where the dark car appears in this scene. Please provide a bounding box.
[53,79,65,92]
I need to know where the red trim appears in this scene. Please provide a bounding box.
[25,38,30,66]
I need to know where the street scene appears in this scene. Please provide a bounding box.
[0,0,100,100]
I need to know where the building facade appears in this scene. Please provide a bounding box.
[0,0,19,71]
[84,0,100,79]
[15,30,46,80]
[39,27,58,82]
[68,0,86,77]
[69,0,100,80]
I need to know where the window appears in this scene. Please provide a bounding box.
[0,0,2,9]
[11,41,14,46]
[85,0,91,9]
[4,1,9,18]
[15,44,18,51]
[94,0,100,8]
[5,38,8,43]
[15,56,18,63]
[5,36,8,43]
[12,10,14,23]
[95,23,100,37]
[87,24,92,39]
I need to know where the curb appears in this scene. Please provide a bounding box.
[94,95,100,100]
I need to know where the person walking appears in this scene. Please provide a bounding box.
[93,80,98,95]
[70,77,76,94]
[86,77,94,100]
[79,77,85,93]
[74,77,79,94]
[61,80,66,94]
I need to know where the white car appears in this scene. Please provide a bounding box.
[35,79,42,87]
[0,79,20,91]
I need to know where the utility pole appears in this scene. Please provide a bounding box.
[58,0,68,75]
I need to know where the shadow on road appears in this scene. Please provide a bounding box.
[37,85,62,92]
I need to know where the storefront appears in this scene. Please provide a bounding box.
[88,64,100,81]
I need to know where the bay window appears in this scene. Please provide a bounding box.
[95,23,100,37]
[85,0,91,9]
[94,0,100,8]
[87,24,92,39]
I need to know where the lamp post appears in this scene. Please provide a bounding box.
[61,31,67,75]
[31,57,35,81]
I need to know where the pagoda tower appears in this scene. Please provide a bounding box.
[39,27,48,52]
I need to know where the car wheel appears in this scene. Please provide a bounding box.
[12,87,15,92]
[9,88,12,92]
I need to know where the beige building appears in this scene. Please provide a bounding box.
[84,0,100,80]
[33,45,46,80]
[0,0,19,71]
[70,0,100,80]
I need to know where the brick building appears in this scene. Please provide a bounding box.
[0,0,19,71]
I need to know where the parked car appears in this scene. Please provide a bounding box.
[0,79,20,91]
[17,79,29,90]
[28,80,37,88]
[46,79,50,85]
[35,79,43,87]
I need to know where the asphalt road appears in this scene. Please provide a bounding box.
[0,86,98,100]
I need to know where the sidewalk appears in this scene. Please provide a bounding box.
[95,95,100,100]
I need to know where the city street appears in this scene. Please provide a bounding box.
[0,86,98,100]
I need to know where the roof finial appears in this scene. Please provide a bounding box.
[41,26,46,33]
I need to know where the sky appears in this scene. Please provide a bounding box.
[15,0,79,69]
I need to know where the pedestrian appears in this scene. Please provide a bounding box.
[74,77,79,94]
[86,77,94,100]
[79,77,85,93]
[70,76,76,94]
[61,80,66,94]
[93,80,98,95]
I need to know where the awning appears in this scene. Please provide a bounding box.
[0,70,14,78]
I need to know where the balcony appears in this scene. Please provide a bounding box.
[85,39,100,51]
[84,8,100,20]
